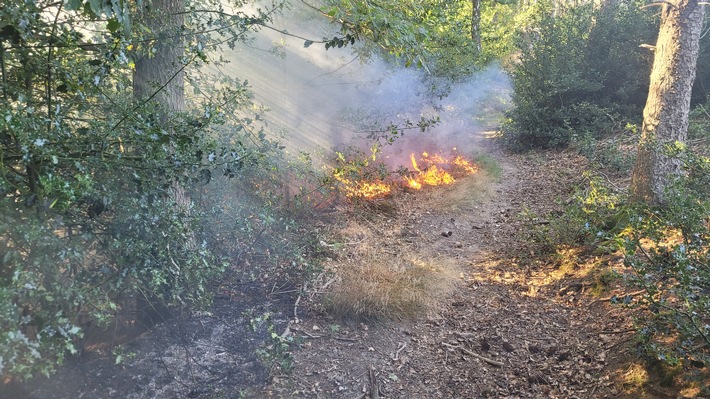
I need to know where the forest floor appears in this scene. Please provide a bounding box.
[266,137,670,399]
[9,133,692,398]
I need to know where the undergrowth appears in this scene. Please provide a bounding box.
[536,141,710,393]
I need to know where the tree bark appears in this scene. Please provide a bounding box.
[471,0,482,53]
[133,0,185,112]
[630,0,705,205]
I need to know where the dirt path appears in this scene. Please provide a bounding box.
[270,141,635,398]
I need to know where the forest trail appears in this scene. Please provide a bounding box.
[11,133,661,399]
[270,137,640,398]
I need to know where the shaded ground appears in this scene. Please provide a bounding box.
[7,275,290,398]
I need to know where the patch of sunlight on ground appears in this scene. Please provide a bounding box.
[466,246,608,298]
[482,130,502,139]
[623,363,649,390]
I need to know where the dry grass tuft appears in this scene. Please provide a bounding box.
[326,252,459,321]
[415,170,495,213]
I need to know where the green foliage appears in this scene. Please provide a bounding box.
[319,0,514,80]
[688,100,710,141]
[502,1,655,151]
[563,146,710,378]
[246,311,295,374]
[0,0,297,380]
[621,152,710,371]
[516,173,624,260]
[573,125,638,174]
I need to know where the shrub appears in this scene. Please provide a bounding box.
[621,151,710,373]
[502,1,655,151]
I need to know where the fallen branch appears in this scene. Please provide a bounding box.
[290,325,323,339]
[369,365,379,399]
[392,342,407,361]
[442,342,504,367]
[589,289,646,306]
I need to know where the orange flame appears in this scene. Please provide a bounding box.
[335,175,392,199]
[406,152,477,190]
[452,155,479,175]
[334,151,478,199]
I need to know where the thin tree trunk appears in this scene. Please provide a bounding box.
[471,0,482,53]
[132,0,186,327]
[630,0,705,205]
[133,0,190,212]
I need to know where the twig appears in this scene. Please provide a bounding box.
[293,294,301,320]
[290,325,323,339]
[369,365,379,399]
[595,168,622,192]
[640,1,677,10]
[598,328,636,335]
[392,342,407,361]
[589,289,646,306]
[442,342,504,367]
[697,104,710,119]
[333,336,358,342]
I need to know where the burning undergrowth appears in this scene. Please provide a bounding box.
[314,144,491,322]
[330,144,479,201]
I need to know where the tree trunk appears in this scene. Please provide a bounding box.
[132,0,186,328]
[630,0,705,205]
[133,0,189,211]
[471,0,482,53]
[133,0,185,111]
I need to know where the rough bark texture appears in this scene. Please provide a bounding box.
[630,0,705,205]
[133,0,185,112]
[471,0,481,53]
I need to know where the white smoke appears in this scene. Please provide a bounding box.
[209,2,511,168]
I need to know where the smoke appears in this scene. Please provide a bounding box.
[210,3,511,169]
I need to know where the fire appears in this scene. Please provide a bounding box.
[334,150,478,199]
[405,152,478,190]
[452,155,479,175]
[335,175,392,199]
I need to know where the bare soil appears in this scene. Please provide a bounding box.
[6,138,682,399]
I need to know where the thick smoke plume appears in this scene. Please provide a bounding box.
[210,4,511,169]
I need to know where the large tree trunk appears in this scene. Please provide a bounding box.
[132,0,186,327]
[630,0,705,205]
[133,0,185,111]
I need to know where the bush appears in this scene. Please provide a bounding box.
[502,1,656,151]
[568,143,710,379]
[621,151,710,373]
[0,0,308,380]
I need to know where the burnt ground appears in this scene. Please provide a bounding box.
[5,137,685,398]
[9,274,289,398]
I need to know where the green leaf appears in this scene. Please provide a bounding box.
[106,18,120,33]
[89,0,102,16]
[66,0,83,11]
[303,40,313,48]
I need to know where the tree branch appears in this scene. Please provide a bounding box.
[640,1,678,10]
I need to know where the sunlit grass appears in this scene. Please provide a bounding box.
[326,252,459,321]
